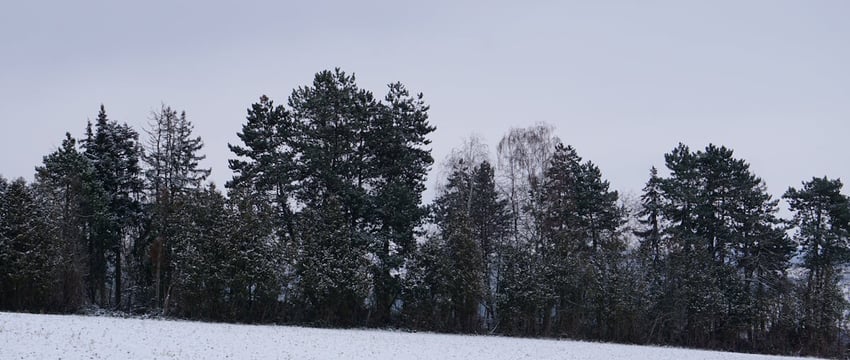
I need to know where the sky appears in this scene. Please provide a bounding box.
[1,1,848,207]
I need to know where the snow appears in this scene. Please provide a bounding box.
[0,312,816,360]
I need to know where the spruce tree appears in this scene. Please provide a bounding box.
[635,167,663,262]
[81,105,143,308]
[34,133,92,310]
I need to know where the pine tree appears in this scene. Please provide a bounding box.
[537,143,584,335]
[574,160,622,252]
[784,177,850,356]
[539,143,583,254]
[537,143,625,337]
[286,69,376,325]
[365,82,435,325]
[227,95,296,241]
[650,143,792,348]
[732,174,792,351]
[225,69,436,326]
[227,94,300,321]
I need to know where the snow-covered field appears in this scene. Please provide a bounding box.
[0,312,815,360]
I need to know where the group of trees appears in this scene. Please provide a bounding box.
[0,69,848,357]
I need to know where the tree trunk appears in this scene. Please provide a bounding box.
[114,244,122,309]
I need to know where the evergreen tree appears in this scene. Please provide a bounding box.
[784,177,850,356]
[365,82,435,325]
[0,176,5,267]
[635,166,664,262]
[81,105,143,308]
[141,104,210,312]
[429,161,493,332]
[401,233,453,330]
[296,195,369,325]
[0,83,842,357]
[227,95,296,241]
[467,161,511,329]
[539,143,583,254]
[286,69,375,325]
[0,178,56,311]
[225,69,436,326]
[651,143,792,348]
[226,186,286,322]
[227,95,298,321]
[732,175,792,352]
[442,160,510,332]
[34,133,92,311]
[633,167,668,338]
[288,69,374,210]
[443,209,483,332]
[537,143,583,335]
[537,143,625,338]
[495,240,555,336]
[169,184,232,320]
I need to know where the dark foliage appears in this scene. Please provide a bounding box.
[1,71,846,358]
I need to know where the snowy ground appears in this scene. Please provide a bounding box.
[0,312,816,360]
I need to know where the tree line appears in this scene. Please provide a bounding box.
[0,69,847,357]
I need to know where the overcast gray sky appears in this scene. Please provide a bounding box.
[1,1,848,205]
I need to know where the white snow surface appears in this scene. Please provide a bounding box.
[0,312,816,360]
